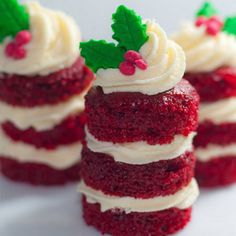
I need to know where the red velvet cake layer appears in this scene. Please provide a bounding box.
[85,80,199,145]
[194,121,236,148]
[185,67,236,103]
[2,113,86,149]
[196,157,236,187]
[0,156,81,185]
[81,147,195,198]
[82,196,191,236]
[0,58,94,107]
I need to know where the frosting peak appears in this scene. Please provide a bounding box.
[94,20,186,95]
[172,22,236,73]
[0,2,81,76]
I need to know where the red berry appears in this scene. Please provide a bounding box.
[135,59,148,70]
[119,61,135,76]
[15,30,32,46]
[5,42,17,57]
[195,16,207,27]
[13,46,27,60]
[206,21,221,36]
[208,16,223,28]
[124,50,142,63]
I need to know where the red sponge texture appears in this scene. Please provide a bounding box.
[81,147,195,198]
[82,196,192,236]
[2,113,86,150]
[185,67,236,103]
[85,80,199,145]
[196,156,236,187]
[0,58,93,107]
[194,121,236,148]
[0,156,81,185]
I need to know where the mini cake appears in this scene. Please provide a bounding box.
[173,2,236,187]
[0,0,93,185]
[79,5,199,235]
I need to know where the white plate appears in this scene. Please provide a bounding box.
[1,176,236,236]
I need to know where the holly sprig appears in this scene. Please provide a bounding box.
[196,2,218,18]
[80,40,125,72]
[195,2,236,37]
[80,5,149,73]
[0,0,30,43]
[112,5,148,52]
[222,16,236,36]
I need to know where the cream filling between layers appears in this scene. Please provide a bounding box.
[0,94,85,131]
[0,2,81,76]
[196,143,236,162]
[78,179,199,213]
[94,20,186,95]
[172,22,236,73]
[86,128,195,164]
[0,128,82,169]
[199,97,236,124]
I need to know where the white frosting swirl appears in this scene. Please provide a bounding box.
[86,128,194,165]
[94,20,186,95]
[0,94,85,131]
[78,179,199,213]
[0,2,80,76]
[172,22,236,73]
[199,97,236,124]
[0,128,82,169]
[196,143,236,162]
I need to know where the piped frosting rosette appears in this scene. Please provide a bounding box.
[94,20,186,95]
[172,22,236,73]
[0,1,80,76]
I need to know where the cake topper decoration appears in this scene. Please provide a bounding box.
[195,2,236,37]
[196,2,218,18]
[0,0,31,60]
[223,16,236,36]
[80,5,149,75]
[0,0,30,42]
[112,5,148,52]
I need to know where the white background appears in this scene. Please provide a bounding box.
[2,0,236,236]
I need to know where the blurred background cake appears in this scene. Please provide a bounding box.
[79,5,199,235]
[173,2,236,187]
[0,0,94,185]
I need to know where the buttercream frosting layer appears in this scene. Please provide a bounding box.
[94,20,185,95]
[172,22,236,73]
[196,143,236,162]
[78,179,199,213]
[0,2,80,76]
[0,128,82,169]
[0,94,85,131]
[86,128,195,164]
[199,97,236,124]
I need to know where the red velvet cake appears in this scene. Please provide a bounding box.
[78,5,199,235]
[173,2,236,187]
[0,1,93,185]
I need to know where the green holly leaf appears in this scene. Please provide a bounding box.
[0,0,30,43]
[80,40,125,73]
[223,16,236,36]
[112,5,149,51]
[196,2,218,18]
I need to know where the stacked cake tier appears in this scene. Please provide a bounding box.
[186,68,236,187]
[0,2,93,185]
[79,8,199,235]
[173,5,236,187]
[79,79,199,235]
